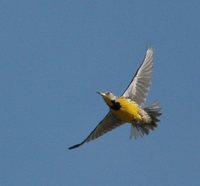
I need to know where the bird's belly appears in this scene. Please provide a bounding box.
[111,99,141,122]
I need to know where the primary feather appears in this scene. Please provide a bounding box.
[122,48,153,105]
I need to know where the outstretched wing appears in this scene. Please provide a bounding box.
[122,48,154,105]
[68,112,124,149]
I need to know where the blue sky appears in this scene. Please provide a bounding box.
[0,0,200,185]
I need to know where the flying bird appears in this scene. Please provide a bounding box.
[69,48,161,150]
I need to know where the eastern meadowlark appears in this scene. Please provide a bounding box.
[69,48,161,150]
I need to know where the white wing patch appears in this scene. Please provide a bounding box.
[122,48,154,105]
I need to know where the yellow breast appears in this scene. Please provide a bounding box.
[111,97,142,122]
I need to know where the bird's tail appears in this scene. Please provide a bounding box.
[144,101,162,129]
[130,102,161,139]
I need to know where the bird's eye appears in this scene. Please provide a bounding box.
[106,92,111,95]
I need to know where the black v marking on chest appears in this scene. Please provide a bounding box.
[110,100,121,110]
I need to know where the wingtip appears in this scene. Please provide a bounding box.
[68,143,81,150]
[147,47,154,55]
[68,140,86,150]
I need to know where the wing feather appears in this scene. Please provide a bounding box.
[122,48,154,105]
[68,112,124,149]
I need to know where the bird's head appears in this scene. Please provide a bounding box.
[97,91,117,107]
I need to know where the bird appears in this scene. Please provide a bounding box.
[68,48,161,150]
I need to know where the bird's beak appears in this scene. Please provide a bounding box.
[97,92,105,96]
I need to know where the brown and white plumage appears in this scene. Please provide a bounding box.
[68,112,123,149]
[68,48,161,150]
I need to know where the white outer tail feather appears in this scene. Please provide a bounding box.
[130,102,161,139]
